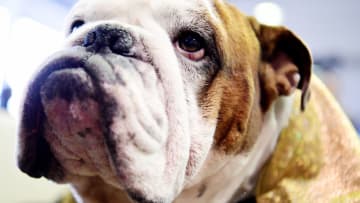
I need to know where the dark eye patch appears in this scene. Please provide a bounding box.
[177,31,206,53]
[70,20,85,33]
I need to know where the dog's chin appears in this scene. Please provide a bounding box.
[20,47,179,202]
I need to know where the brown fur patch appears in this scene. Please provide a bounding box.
[248,17,312,111]
[72,177,132,203]
[200,1,312,153]
[199,1,264,153]
[197,184,207,198]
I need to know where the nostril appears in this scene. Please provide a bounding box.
[82,25,134,56]
[109,30,134,56]
[83,31,97,47]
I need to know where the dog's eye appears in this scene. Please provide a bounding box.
[70,20,85,33]
[175,31,205,61]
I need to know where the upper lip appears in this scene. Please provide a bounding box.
[36,47,118,85]
[19,46,120,176]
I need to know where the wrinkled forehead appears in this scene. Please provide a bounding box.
[68,0,219,23]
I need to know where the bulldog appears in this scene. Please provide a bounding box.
[17,0,360,203]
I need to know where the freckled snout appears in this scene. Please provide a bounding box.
[18,23,168,183]
[40,24,137,106]
[18,18,192,202]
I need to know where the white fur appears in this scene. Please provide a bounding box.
[62,0,217,202]
[174,95,296,203]
[41,0,296,202]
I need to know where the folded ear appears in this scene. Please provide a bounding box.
[248,17,312,111]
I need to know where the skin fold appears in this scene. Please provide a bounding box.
[17,0,360,203]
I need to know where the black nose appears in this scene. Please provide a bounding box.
[83,25,134,56]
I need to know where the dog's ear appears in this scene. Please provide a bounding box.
[248,17,312,111]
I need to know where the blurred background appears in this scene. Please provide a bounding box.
[0,0,359,202]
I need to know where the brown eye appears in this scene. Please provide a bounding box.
[175,31,206,61]
[70,20,85,33]
[178,32,204,52]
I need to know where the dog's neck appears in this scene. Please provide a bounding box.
[175,95,296,203]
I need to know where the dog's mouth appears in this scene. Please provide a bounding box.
[37,48,120,185]
[19,46,170,199]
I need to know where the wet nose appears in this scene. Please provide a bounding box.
[83,25,134,56]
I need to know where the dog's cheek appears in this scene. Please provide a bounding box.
[186,121,215,178]
[42,98,115,179]
[17,78,64,180]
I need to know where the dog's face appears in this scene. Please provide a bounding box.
[17,0,311,202]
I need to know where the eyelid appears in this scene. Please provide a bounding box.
[176,41,205,61]
[175,32,206,61]
[175,28,208,41]
[69,19,85,34]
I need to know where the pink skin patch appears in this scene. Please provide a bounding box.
[42,97,120,186]
[175,42,205,61]
[39,68,119,186]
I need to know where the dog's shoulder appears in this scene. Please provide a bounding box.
[255,75,360,202]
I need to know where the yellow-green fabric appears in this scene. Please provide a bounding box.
[59,193,76,203]
[255,87,360,203]
[256,92,323,202]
